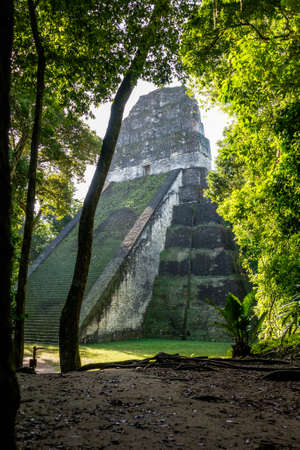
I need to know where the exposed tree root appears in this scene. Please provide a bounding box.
[78,352,297,375]
[263,369,300,381]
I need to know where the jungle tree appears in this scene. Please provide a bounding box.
[181,0,300,336]
[0,0,20,446]
[11,0,101,367]
[14,0,46,369]
[58,0,198,372]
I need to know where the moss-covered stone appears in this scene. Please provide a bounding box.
[143,275,188,337]
[25,174,168,344]
[186,277,231,341]
[165,225,192,248]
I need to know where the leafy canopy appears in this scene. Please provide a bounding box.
[181,0,300,338]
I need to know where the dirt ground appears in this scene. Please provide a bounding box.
[16,357,300,450]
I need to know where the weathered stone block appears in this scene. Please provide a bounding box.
[190,275,247,306]
[165,226,192,248]
[143,275,188,337]
[184,275,246,340]
[194,201,223,225]
[182,167,201,186]
[25,175,169,345]
[191,250,235,276]
[199,167,208,189]
[192,225,235,250]
[159,259,190,276]
[186,305,230,341]
[179,185,202,203]
[171,204,193,226]
[108,86,211,182]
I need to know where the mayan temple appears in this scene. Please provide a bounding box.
[24,86,247,345]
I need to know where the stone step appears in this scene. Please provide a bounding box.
[25,324,59,333]
[25,309,62,314]
[24,330,59,338]
[24,334,58,340]
[26,316,58,323]
[24,337,58,344]
[24,335,58,343]
[26,307,62,312]
[25,323,59,330]
[25,317,60,324]
[25,324,59,331]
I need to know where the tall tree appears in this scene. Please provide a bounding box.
[59,0,196,372]
[181,0,299,336]
[12,0,101,367]
[0,0,20,446]
[10,93,100,280]
[14,0,46,368]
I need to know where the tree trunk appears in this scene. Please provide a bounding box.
[14,0,45,369]
[59,73,136,372]
[10,126,29,182]
[59,0,170,372]
[0,0,21,447]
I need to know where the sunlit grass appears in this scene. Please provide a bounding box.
[24,344,60,369]
[24,338,232,370]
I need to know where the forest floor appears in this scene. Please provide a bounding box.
[16,355,300,450]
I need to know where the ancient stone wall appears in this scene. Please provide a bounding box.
[24,175,168,344]
[24,85,243,345]
[80,170,183,342]
[108,86,211,182]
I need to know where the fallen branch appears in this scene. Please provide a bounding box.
[207,360,291,372]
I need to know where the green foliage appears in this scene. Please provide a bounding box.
[206,291,266,356]
[252,332,300,356]
[181,0,300,338]
[277,289,300,341]
[10,90,101,215]
[11,0,199,282]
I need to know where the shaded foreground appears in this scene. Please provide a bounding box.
[17,358,300,449]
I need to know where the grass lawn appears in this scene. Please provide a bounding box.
[24,339,232,370]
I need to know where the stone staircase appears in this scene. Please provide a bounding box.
[24,174,169,345]
[24,280,65,344]
[143,167,247,340]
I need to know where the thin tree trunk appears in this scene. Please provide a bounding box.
[14,0,45,368]
[10,126,29,182]
[59,0,170,372]
[0,0,21,447]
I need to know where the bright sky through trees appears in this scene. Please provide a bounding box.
[76,80,229,199]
